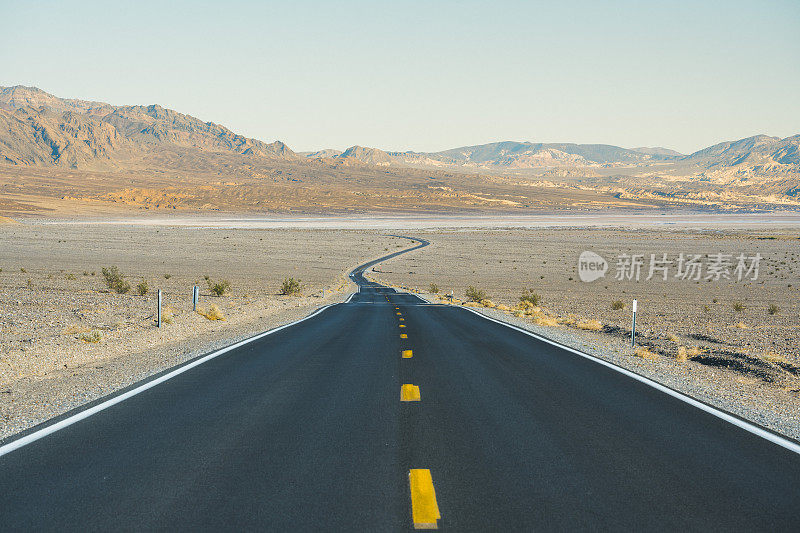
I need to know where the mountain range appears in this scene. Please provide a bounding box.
[2,86,798,177]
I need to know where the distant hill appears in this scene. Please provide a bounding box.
[0,85,294,168]
[391,140,682,170]
[685,134,800,169]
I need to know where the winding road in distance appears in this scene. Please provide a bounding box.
[2,236,800,531]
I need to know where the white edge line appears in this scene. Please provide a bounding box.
[453,305,800,455]
[0,304,335,459]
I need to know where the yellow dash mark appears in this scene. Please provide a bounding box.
[401,384,421,401]
[402,350,413,358]
[396,312,402,316]
[395,307,399,310]
[399,324,406,328]
[409,469,440,529]
[400,333,408,339]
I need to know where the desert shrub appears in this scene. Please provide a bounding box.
[611,300,625,310]
[102,266,130,294]
[208,279,231,296]
[280,277,302,295]
[676,346,688,362]
[519,289,541,307]
[65,273,76,280]
[429,283,439,294]
[575,319,602,331]
[768,303,779,315]
[667,333,679,343]
[20,268,26,273]
[162,306,174,324]
[465,286,487,303]
[732,301,744,312]
[164,273,172,279]
[136,279,149,296]
[197,304,225,321]
[26,278,33,290]
[79,330,102,343]
[634,346,658,360]
[735,322,748,329]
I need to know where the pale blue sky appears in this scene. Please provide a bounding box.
[2,0,798,154]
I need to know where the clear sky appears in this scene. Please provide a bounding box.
[2,0,798,154]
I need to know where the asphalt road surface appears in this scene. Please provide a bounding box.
[2,237,799,531]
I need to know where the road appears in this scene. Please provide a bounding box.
[1,237,800,531]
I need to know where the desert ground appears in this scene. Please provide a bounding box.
[0,223,409,438]
[369,223,800,438]
[1,215,799,441]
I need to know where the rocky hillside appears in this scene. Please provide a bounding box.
[685,134,800,171]
[391,140,683,169]
[0,86,294,167]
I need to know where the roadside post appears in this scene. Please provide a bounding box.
[157,289,163,328]
[192,285,199,311]
[631,299,637,347]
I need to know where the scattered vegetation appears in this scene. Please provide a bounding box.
[611,300,625,310]
[65,273,76,280]
[26,278,33,290]
[207,278,231,296]
[519,288,541,307]
[429,283,439,294]
[280,277,302,295]
[164,273,172,279]
[20,267,26,273]
[676,346,688,362]
[465,286,487,303]
[575,319,602,331]
[79,330,102,343]
[136,279,149,296]
[197,304,225,321]
[634,346,658,360]
[162,306,174,324]
[732,301,744,312]
[768,303,779,315]
[102,266,131,294]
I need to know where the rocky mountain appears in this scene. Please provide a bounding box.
[390,140,683,170]
[302,145,393,166]
[0,86,294,167]
[684,134,800,170]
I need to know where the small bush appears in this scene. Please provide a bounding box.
[26,278,33,290]
[519,289,541,307]
[164,273,172,279]
[162,306,174,324]
[79,330,102,343]
[634,346,658,360]
[429,283,439,294]
[611,300,625,310]
[208,279,231,296]
[676,346,688,362]
[465,286,487,303]
[280,277,302,295]
[20,267,26,273]
[102,266,130,294]
[735,322,748,329]
[732,301,744,312]
[65,273,76,280]
[137,279,149,296]
[575,319,602,331]
[768,304,779,315]
[197,304,225,321]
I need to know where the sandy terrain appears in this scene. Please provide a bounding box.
[0,224,409,438]
[2,216,799,442]
[371,225,800,438]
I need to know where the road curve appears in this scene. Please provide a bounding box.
[1,235,799,531]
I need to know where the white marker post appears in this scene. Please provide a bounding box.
[192,286,199,311]
[631,298,637,347]
[157,289,163,328]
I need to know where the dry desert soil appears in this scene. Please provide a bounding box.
[1,216,799,442]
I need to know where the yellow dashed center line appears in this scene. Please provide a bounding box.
[399,318,404,321]
[401,384,421,402]
[399,324,406,328]
[402,350,413,359]
[397,312,402,316]
[400,333,408,339]
[409,469,440,529]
